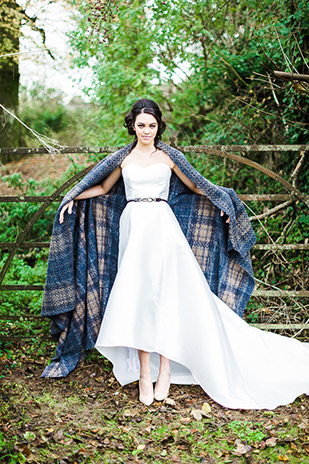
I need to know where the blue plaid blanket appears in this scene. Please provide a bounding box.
[41,141,256,377]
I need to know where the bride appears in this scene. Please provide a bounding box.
[43,99,309,409]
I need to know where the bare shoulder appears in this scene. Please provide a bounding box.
[156,150,175,169]
[120,156,132,169]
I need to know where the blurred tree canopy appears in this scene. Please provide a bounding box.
[71,0,309,151]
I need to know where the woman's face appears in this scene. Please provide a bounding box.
[134,113,158,146]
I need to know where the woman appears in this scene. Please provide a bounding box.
[42,99,309,409]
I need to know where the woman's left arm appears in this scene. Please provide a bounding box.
[172,164,230,223]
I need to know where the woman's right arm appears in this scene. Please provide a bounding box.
[59,166,122,224]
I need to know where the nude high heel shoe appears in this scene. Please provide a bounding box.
[154,372,171,401]
[139,376,154,406]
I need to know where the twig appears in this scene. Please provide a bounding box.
[293,318,309,338]
[0,49,44,58]
[0,104,62,154]
[293,33,309,70]
[267,74,289,132]
[273,71,309,82]
[212,51,249,87]
[250,200,293,221]
[291,151,307,187]
[268,74,280,106]
[252,72,282,88]
[237,97,309,128]
[250,150,306,221]
[20,8,55,60]
[262,50,280,70]
[275,28,298,74]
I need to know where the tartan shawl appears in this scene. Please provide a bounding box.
[41,141,256,378]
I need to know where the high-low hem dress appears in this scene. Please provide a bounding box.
[95,162,309,410]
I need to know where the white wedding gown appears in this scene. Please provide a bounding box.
[95,162,309,409]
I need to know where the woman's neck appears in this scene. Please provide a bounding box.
[134,141,157,157]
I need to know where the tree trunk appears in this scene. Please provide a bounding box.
[0,0,21,156]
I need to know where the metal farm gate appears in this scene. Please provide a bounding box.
[0,143,308,342]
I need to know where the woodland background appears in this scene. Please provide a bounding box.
[0,0,308,330]
[0,1,309,463]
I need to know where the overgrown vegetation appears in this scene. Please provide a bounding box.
[0,155,91,340]
[0,348,308,464]
[0,3,308,461]
[71,0,309,149]
[18,86,89,148]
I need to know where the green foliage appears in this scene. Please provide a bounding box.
[0,432,26,463]
[0,175,57,243]
[150,0,309,145]
[0,156,99,343]
[19,86,87,146]
[228,420,267,444]
[70,0,309,191]
[70,0,167,145]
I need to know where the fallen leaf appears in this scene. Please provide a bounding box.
[233,440,252,456]
[119,426,130,432]
[172,455,181,463]
[161,449,167,456]
[164,398,176,407]
[265,437,277,447]
[180,417,192,424]
[278,456,289,461]
[137,444,145,450]
[123,410,137,417]
[19,444,31,457]
[77,448,87,453]
[201,402,212,414]
[191,409,202,421]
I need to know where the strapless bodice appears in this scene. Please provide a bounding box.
[122,163,172,201]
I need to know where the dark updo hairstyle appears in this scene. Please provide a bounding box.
[124,99,166,148]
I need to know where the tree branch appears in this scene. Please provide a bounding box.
[273,71,309,82]
[20,9,55,60]
[291,150,308,188]
[250,151,307,221]
[250,200,293,221]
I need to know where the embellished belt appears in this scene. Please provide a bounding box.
[127,197,168,203]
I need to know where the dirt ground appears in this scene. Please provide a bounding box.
[1,344,309,464]
[0,152,87,195]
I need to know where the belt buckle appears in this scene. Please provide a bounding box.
[142,197,154,202]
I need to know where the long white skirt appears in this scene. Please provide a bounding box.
[95,201,309,409]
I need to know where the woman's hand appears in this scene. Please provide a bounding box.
[59,200,74,224]
[220,210,230,224]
